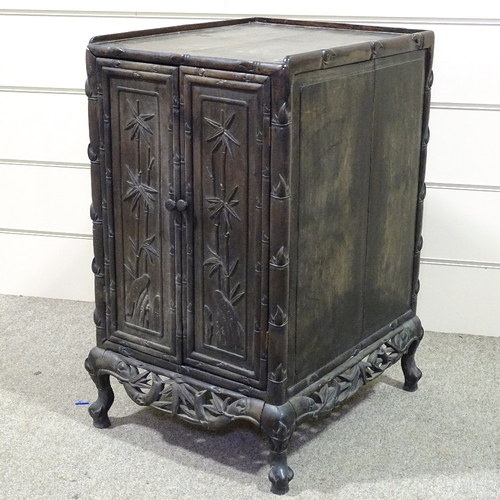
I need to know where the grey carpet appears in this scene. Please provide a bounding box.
[0,294,498,499]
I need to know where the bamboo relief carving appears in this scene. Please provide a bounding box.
[290,317,424,423]
[121,98,162,333]
[202,109,246,354]
[85,347,264,430]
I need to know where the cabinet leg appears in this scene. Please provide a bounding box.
[401,336,423,392]
[84,351,115,428]
[268,449,294,495]
[261,402,295,495]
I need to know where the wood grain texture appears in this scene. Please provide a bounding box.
[291,62,374,381]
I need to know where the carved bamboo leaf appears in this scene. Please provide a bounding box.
[125,100,155,143]
[160,382,173,399]
[274,102,290,126]
[193,390,208,421]
[203,247,225,277]
[128,370,152,390]
[128,236,138,255]
[367,350,379,366]
[152,400,172,411]
[139,235,160,264]
[179,404,198,421]
[210,393,227,414]
[123,166,158,211]
[270,306,288,327]
[205,111,240,158]
[178,383,196,406]
[271,174,291,199]
[274,421,292,442]
[125,274,150,318]
[230,283,245,305]
[124,262,135,279]
[318,383,330,404]
[228,258,239,277]
[269,363,287,382]
[271,246,289,267]
[206,185,241,227]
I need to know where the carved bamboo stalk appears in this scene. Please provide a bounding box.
[412,40,434,313]
[258,94,272,383]
[267,65,292,405]
[86,49,106,346]
[98,65,117,335]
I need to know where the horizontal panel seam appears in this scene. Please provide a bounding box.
[3,91,500,114]
[1,96,499,115]
[431,103,500,112]
[1,10,500,25]
[426,182,500,192]
[0,158,89,169]
[421,257,500,270]
[0,86,84,95]
[0,228,92,240]
[0,9,222,19]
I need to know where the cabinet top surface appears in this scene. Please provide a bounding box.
[89,19,413,64]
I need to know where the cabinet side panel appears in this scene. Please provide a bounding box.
[363,51,426,331]
[292,62,374,380]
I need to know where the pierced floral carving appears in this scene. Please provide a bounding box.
[86,348,263,430]
[291,319,423,424]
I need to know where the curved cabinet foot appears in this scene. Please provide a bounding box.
[83,317,424,493]
[85,348,115,428]
[261,402,296,495]
[401,330,424,392]
[84,347,265,431]
[268,450,294,495]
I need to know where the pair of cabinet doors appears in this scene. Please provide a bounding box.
[96,59,270,390]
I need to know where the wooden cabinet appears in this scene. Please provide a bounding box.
[85,18,434,494]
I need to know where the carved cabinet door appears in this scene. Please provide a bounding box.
[99,60,182,363]
[180,68,271,388]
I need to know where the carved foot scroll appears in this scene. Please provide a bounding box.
[84,347,265,431]
[261,403,295,495]
[85,348,115,428]
[401,329,424,392]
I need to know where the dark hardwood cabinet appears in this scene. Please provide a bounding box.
[85,18,434,494]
